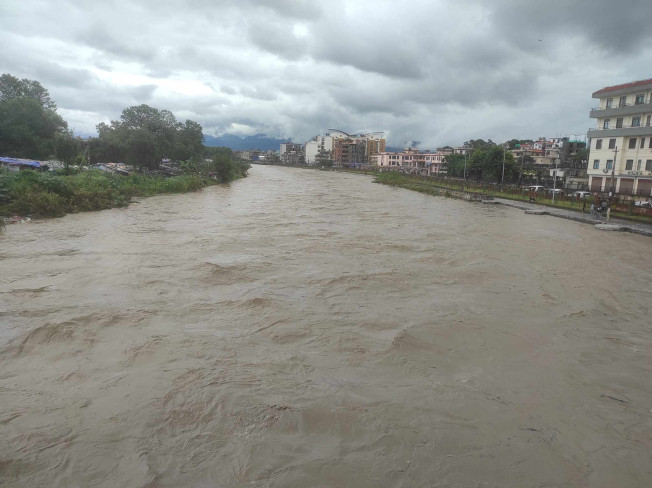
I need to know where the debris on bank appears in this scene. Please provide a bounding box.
[3,216,31,225]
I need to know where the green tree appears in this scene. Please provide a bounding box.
[464,139,495,150]
[442,153,465,177]
[0,73,57,110]
[175,119,204,160]
[571,148,589,168]
[0,96,67,158]
[126,129,158,168]
[315,149,333,167]
[95,105,204,168]
[468,146,517,182]
[53,130,79,171]
[212,153,233,182]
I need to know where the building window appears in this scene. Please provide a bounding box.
[619,96,627,107]
[647,115,651,127]
[642,137,646,147]
[595,139,602,149]
[603,119,610,129]
[606,160,613,170]
[593,160,600,169]
[609,139,616,149]
[646,160,652,171]
[632,116,641,127]
[637,160,642,170]
[625,159,634,170]
[616,117,623,128]
[606,98,614,108]
[629,138,637,149]
[635,94,645,105]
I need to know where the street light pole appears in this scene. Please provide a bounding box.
[610,146,618,196]
[501,145,506,184]
[463,150,467,183]
[552,157,559,204]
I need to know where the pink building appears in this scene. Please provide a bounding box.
[373,148,446,175]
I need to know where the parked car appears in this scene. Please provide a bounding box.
[547,188,564,196]
[527,185,544,193]
[574,191,591,199]
[634,201,652,208]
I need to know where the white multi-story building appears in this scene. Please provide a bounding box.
[587,78,652,197]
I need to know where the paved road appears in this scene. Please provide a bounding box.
[489,198,652,237]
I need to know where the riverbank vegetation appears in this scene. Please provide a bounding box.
[374,172,652,223]
[0,153,250,220]
[0,73,250,227]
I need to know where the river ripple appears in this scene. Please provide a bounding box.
[1,165,651,487]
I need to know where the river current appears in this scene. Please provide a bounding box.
[1,165,651,487]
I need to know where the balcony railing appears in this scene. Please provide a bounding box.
[591,123,652,131]
[593,100,652,110]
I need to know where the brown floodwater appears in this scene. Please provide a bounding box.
[1,165,651,487]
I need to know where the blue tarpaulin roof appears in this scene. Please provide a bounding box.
[0,157,42,168]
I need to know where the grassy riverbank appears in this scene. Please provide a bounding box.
[0,168,245,221]
[374,172,460,198]
[374,172,652,224]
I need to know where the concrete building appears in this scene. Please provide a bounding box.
[334,138,366,167]
[280,143,302,157]
[280,143,305,165]
[588,78,652,197]
[373,148,446,176]
[305,129,385,165]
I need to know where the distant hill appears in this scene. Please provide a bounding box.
[204,133,291,151]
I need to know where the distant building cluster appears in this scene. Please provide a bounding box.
[263,78,652,199]
[373,148,446,176]
[304,129,386,166]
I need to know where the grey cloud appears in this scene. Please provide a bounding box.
[481,0,652,53]
[2,0,652,148]
[246,22,308,60]
[76,23,158,62]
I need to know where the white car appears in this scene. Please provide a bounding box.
[634,201,652,208]
[574,191,591,198]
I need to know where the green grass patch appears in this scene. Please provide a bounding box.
[0,169,225,221]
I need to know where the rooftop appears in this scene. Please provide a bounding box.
[593,78,652,97]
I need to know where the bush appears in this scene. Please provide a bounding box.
[0,169,223,220]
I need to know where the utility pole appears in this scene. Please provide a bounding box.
[501,144,506,185]
[552,157,559,204]
[610,146,618,196]
[463,150,467,183]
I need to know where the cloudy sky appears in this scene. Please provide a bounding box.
[2,0,652,148]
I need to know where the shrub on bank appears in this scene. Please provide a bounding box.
[0,169,216,220]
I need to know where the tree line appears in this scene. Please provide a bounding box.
[0,73,241,179]
[443,140,520,183]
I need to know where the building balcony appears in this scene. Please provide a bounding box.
[590,101,652,118]
[587,167,652,177]
[587,125,652,138]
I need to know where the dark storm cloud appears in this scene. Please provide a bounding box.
[482,0,652,53]
[1,0,651,147]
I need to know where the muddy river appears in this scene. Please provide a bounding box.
[1,165,651,487]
